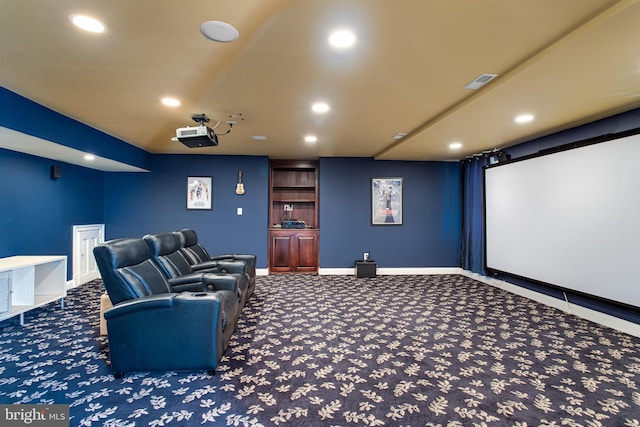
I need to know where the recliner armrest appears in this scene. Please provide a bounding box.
[104,292,228,332]
[168,272,206,284]
[202,273,239,293]
[167,272,208,292]
[214,261,247,275]
[166,271,242,294]
[190,260,220,271]
[191,260,247,276]
[104,294,176,319]
[210,254,256,265]
[104,292,228,320]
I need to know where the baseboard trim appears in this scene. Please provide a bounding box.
[318,268,352,275]
[318,267,462,276]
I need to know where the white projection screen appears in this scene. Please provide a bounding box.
[485,131,640,309]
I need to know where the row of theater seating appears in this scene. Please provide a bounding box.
[93,228,257,378]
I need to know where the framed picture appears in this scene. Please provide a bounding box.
[371,177,403,225]
[186,176,212,210]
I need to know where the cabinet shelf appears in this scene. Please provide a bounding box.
[272,198,316,203]
[269,160,319,273]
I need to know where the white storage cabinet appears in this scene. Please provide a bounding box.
[0,256,67,325]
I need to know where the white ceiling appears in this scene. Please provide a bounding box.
[1,0,639,168]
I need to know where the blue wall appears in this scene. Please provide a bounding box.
[103,154,270,268]
[0,148,104,275]
[102,155,461,270]
[320,157,461,268]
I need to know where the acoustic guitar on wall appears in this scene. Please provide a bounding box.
[236,170,245,195]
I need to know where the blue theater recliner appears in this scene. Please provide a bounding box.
[93,238,239,378]
[143,231,248,320]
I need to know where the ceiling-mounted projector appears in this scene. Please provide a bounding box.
[176,113,219,148]
[176,125,218,148]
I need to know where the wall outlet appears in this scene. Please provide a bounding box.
[283,204,294,211]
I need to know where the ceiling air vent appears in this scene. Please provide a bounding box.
[464,73,498,90]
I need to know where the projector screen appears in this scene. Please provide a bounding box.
[485,131,640,309]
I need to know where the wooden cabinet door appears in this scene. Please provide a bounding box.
[295,233,318,272]
[268,230,319,273]
[270,233,293,272]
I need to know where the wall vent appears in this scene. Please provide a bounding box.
[464,73,498,90]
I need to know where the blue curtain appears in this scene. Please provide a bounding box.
[461,155,490,274]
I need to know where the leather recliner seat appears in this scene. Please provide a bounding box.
[93,238,238,377]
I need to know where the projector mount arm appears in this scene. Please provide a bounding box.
[191,114,210,126]
[190,113,232,135]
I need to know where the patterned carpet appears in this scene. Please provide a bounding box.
[0,274,639,426]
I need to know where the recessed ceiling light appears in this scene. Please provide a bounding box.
[311,102,330,113]
[304,135,318,143]
[161,97,180,107]
[329,29,356,48]
[515,114,534,123]
[449,142,463,150]
[84,154,95,161]
[200,21,239,42]
[69,14,107,33]
[252,135,267,141]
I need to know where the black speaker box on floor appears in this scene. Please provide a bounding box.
[355,260,377,278]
